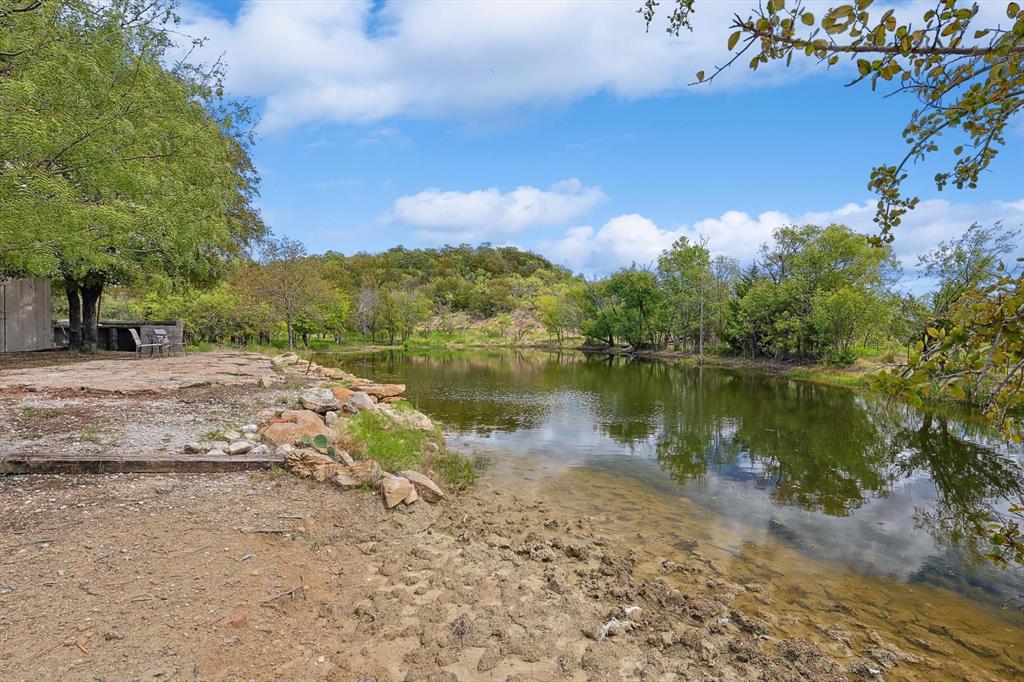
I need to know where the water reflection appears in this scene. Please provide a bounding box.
[330,349,1023,597]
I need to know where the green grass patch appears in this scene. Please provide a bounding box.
[786,367,871,389]
[340,410,478,489]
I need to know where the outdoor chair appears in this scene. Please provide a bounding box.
[129,328,163,359]
[152,328,185,356]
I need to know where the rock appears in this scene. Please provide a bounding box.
[336,450,355,466]
[286,449,339,480]
[300,388,341,413]
[404,484,419,505]
[227,440,254,455]
[395,470,445,502]
[330,469,361,489]
[240,424,258,434]
[205,449,224,457]
[248,444,271,458]
[275,443,294,456]
[381,475,414,509]
[208,440,229,451]
[382,397,403,404]
[271,353,300,366]
[356,383,406,399]
[348,459,383,486]
[374,403,435,431]
[183,442,205,454]
[342,392,375,414]
[319,367,349,380]
[221,430,242,442]
[324,411,339,427]
[331,387,354,403]
[260,410,335,448]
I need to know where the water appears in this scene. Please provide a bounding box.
[328,348,1024,677]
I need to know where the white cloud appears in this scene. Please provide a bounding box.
[542,198,1024,281]
[176,0,809,132]
[385,178,606,242]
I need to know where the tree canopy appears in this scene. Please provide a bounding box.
[642,0,1024,244]
[0,0,264,348]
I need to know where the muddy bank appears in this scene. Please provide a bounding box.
[1,469,877,681]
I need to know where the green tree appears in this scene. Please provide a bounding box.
[248,238,327,349]
[657,236,712,354]
[643,0,1024,243]
[0,0,263,350]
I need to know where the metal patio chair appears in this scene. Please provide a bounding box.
[152,328,185,356]
[129,328,162,359]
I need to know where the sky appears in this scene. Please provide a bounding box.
[179,0,1024,287]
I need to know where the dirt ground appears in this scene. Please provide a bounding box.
[0,470,868,682]
[0,350,281,393]
[0,350,1001,681]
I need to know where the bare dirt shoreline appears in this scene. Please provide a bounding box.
[0,350,1017,681]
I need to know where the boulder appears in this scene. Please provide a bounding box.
[227,440,254,455]
[320,367,349,380]
[248,444,271,458]
[356,383,406,400]
[330,387,354,403]
[260,410,336,448]
[342,392,375,414]
[286,449,339,480]
[374,404,435,432]
[183,442,205,454]
[271,353,300,367]
[330,469,361,489]
[395,470,445,503]
[300,388,341,413]
[381,475,415,509]
[347,459,383,486]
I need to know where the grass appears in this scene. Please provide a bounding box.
[339,410,479,489]
[785,366,872,389]
[20,406,59,420]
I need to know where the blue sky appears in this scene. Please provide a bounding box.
[182,0,1024,282]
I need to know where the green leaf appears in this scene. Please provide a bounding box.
[857,59,871,75]
[313,433,330,449]
[727,31,741,50]
[1009,2,1020,19]
[947,383,966,400]
[769,0,785,11]
[801,12,815,25]
[696,70,705,81]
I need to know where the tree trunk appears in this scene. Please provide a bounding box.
[286,316,294,349]
[80,280,104,353]
[65,283,82,351]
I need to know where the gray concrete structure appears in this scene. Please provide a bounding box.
[0,278,53,352]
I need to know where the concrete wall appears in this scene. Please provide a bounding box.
[0,278,54,352]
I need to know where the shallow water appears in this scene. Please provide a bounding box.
[331,348,1024,678]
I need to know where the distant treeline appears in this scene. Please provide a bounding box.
[93,222,1017,368]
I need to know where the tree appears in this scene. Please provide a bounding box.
[643,0,1024,243]
[248,238,327,349]
[918,222,1021,318]
[0,0,263,350]
[657,236,712,354]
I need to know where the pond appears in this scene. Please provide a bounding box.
[330,348,1024,677]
